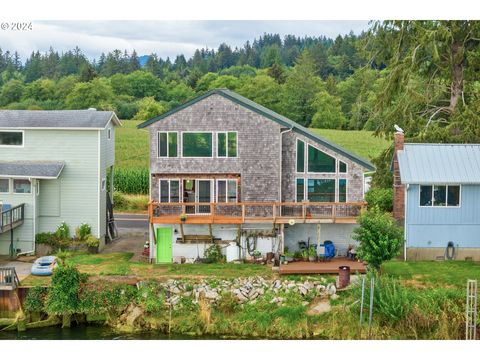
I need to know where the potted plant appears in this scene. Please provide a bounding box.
[179,213,187,222]
[308,246,317,262]
[85,235,100,254]
[301,249,309,262]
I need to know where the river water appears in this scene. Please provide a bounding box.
[0,325,222,340]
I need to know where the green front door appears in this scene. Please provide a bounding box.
[156,227,172,264]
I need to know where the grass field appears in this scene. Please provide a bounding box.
[116,120,390,169]
[383,260,480,289]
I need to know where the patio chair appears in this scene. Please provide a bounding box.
[323,240,335,261]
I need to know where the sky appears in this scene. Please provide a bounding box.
[0,20,370,61]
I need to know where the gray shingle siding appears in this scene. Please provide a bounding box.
[149,94,282,201]
[147,94,366,203]
[282,131,364,202]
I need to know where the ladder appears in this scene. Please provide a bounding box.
[466,279,477,340]
[106,194,118,243]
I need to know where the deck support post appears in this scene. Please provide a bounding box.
[316,224,321,248]
[208,224,213,243]
[280,224,285,254]
[179,222,185,242]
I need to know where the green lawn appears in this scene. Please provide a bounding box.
[21,252,273,286]
[312,129,390,161]
[116,120,390,169]
[383,260,480,288]
[116,120,149,169]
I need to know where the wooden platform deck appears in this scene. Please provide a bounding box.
[279,258,367,275]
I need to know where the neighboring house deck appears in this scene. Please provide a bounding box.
[138,89,374,264]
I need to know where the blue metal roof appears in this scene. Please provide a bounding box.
[398,144,480,184]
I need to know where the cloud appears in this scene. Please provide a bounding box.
[0,20,370,61]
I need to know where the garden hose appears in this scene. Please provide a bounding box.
[445,241,455,260]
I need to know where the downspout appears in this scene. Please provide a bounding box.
[279,127,293,256]
[279,127,293,202]
[17,177,35,257]
[404,183,408,261]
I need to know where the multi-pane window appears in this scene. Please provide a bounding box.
[182,132,212,157]
[0,131,23,146]
[217,132,237,157]
[0,179,9,193]
[420,185,460,207]
[296,178,305,202]
[307,179,336,202]
[339,161,347,173]
[159,180,180,203]
[158,132,177,157]
[13,179,31,194]
[296,139,305,173]
[307,145,336,173]
[217,179,237,203]
[339,179,347,202]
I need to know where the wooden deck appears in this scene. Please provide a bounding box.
[149,201,366,225]
[0,204,25,235]
[279,258,367,275]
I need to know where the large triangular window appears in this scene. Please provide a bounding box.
[307,144,336,173]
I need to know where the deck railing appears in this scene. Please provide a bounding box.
[0,203,25,233]
[0,267,20,289]
[149,201,366,224]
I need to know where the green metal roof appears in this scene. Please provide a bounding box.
[137,88,375,171]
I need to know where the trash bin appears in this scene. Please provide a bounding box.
[338,266,351,288]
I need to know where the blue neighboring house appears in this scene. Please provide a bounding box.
[393,128,480,261]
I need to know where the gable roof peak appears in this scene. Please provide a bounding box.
[137,89,374,171]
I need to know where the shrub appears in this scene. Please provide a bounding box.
[353,206,403,270]
[79,282,137,315]
[204,244,224,263]
[85,235,100,248]
[55,221,70,240]
[45,265,86,315]
[24,286,48,313]
[114,168,149,194]
[137,282,166,315]
[365,188,394,213]
[35,232,70,252]
[75,223,91,241]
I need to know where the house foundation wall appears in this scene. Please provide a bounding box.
[406,247,480,261]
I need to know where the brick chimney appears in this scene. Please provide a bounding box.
[393,126,405,223]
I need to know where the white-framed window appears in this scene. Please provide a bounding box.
[158,131,178,158]
[107,128,112,140]
[339,179,347,202]
[182,132,213,158]
[0,178,10,194]
[307,144,336,173]
[296,178,305,202]
[419,185,460,207]
[216,179,238,203]
[217,132,238,158]
[0,130,24,147]
[101,178,106,192]
[339,161,347,173]
[296,139,305,173]
[13,179,31,194]
[159,179,180,203]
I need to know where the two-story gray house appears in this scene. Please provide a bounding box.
[0,110,121,257]
[138,89,374,263]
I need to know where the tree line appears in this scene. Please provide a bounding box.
[1,21,479,188]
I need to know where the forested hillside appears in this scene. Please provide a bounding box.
[1,21,479,187]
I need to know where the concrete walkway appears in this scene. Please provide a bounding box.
[0,259,32,281]
[102,228,148,262]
